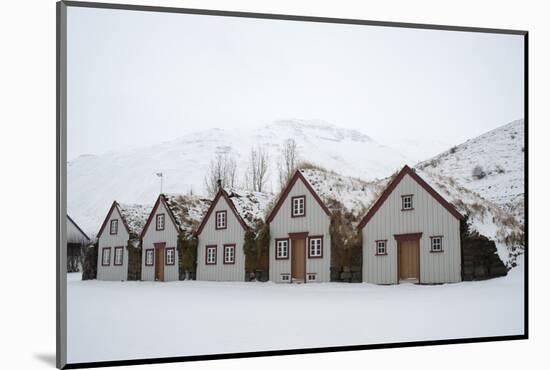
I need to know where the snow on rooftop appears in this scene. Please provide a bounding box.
[299,168,387,218]
[227,189,274,229]
[163,193,212,234]
[118,203,152,236]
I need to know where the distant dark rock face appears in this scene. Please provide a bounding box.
[461,233,508,281]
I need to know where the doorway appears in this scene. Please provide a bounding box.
[155,246,165,281]
[398,239,419,283]
[291,238,306,282]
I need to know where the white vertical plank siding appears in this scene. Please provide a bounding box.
[141,201,180,281]
[269,178,331,283]
[362,174,461,284]
[197,196,246,281]
[97,208,129,281]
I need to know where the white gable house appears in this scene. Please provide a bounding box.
[140,193,211,282]
[357,165,464,284]
[266,170,332,283]
[195,187,271,281]
[96,201,150,281]
[140,194,181,282]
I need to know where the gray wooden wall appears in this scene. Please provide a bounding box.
[97,207,129,281]
[141,200,180,282]
[197,196,246,281]
[362,173,461,284]
[269,178,331,283]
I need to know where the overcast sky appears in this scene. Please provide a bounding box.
[67,7,524,161]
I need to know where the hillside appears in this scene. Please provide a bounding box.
[416,119,524,223]
[416,169,523,267]
[68,119,411,234]
[68,117,525,252]
[300,167,524,267]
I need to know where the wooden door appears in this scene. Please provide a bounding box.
[399,240,419,281]
[155,247,165,281]
[291,239,306,281]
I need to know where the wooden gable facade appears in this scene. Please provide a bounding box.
[195,188,249,281]
[266,170,332,283]
[358,165,463,284]
[140,194,181,282]
[96,201,131,281]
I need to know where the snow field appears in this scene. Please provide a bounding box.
[67,265,524,363]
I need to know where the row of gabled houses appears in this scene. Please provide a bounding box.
[95,165,464,284]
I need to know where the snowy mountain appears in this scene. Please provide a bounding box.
[68,117,525,244]
[68,119,412,235]
[416,119,524,223]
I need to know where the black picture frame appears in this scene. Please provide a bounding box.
[56,1,528,368]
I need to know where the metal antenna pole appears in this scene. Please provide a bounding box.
[156,172,164,194]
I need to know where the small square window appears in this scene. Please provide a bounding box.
[206,246,217,264]
[156,214,165,231]
[101,248,111,266]
[145,249,154,266]
[308,237,323,258]
[291,196,306,217]
[276,239,289,259]
[114,247,123,266]
[281,274,290,281]
[165,248,175,265]
[307,274,317,281]
[402,195,414,210]
[110,219,118,235]
[376,240,387,255]
[216,211,227,230]
[224,245,235,264]
[431,236,443,252]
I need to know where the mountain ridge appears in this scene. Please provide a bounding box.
[416,118,524,223]
[68,118,524,238]
[68,119,413,234]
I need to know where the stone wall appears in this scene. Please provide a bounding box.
[330,265,362,283]
[82,244,98,280]
[246,269,269,282]
[127,245,142,281]
[461,233,508,280]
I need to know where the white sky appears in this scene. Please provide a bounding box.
[67,6,524,161]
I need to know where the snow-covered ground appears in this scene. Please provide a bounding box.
[67,265,524,364]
